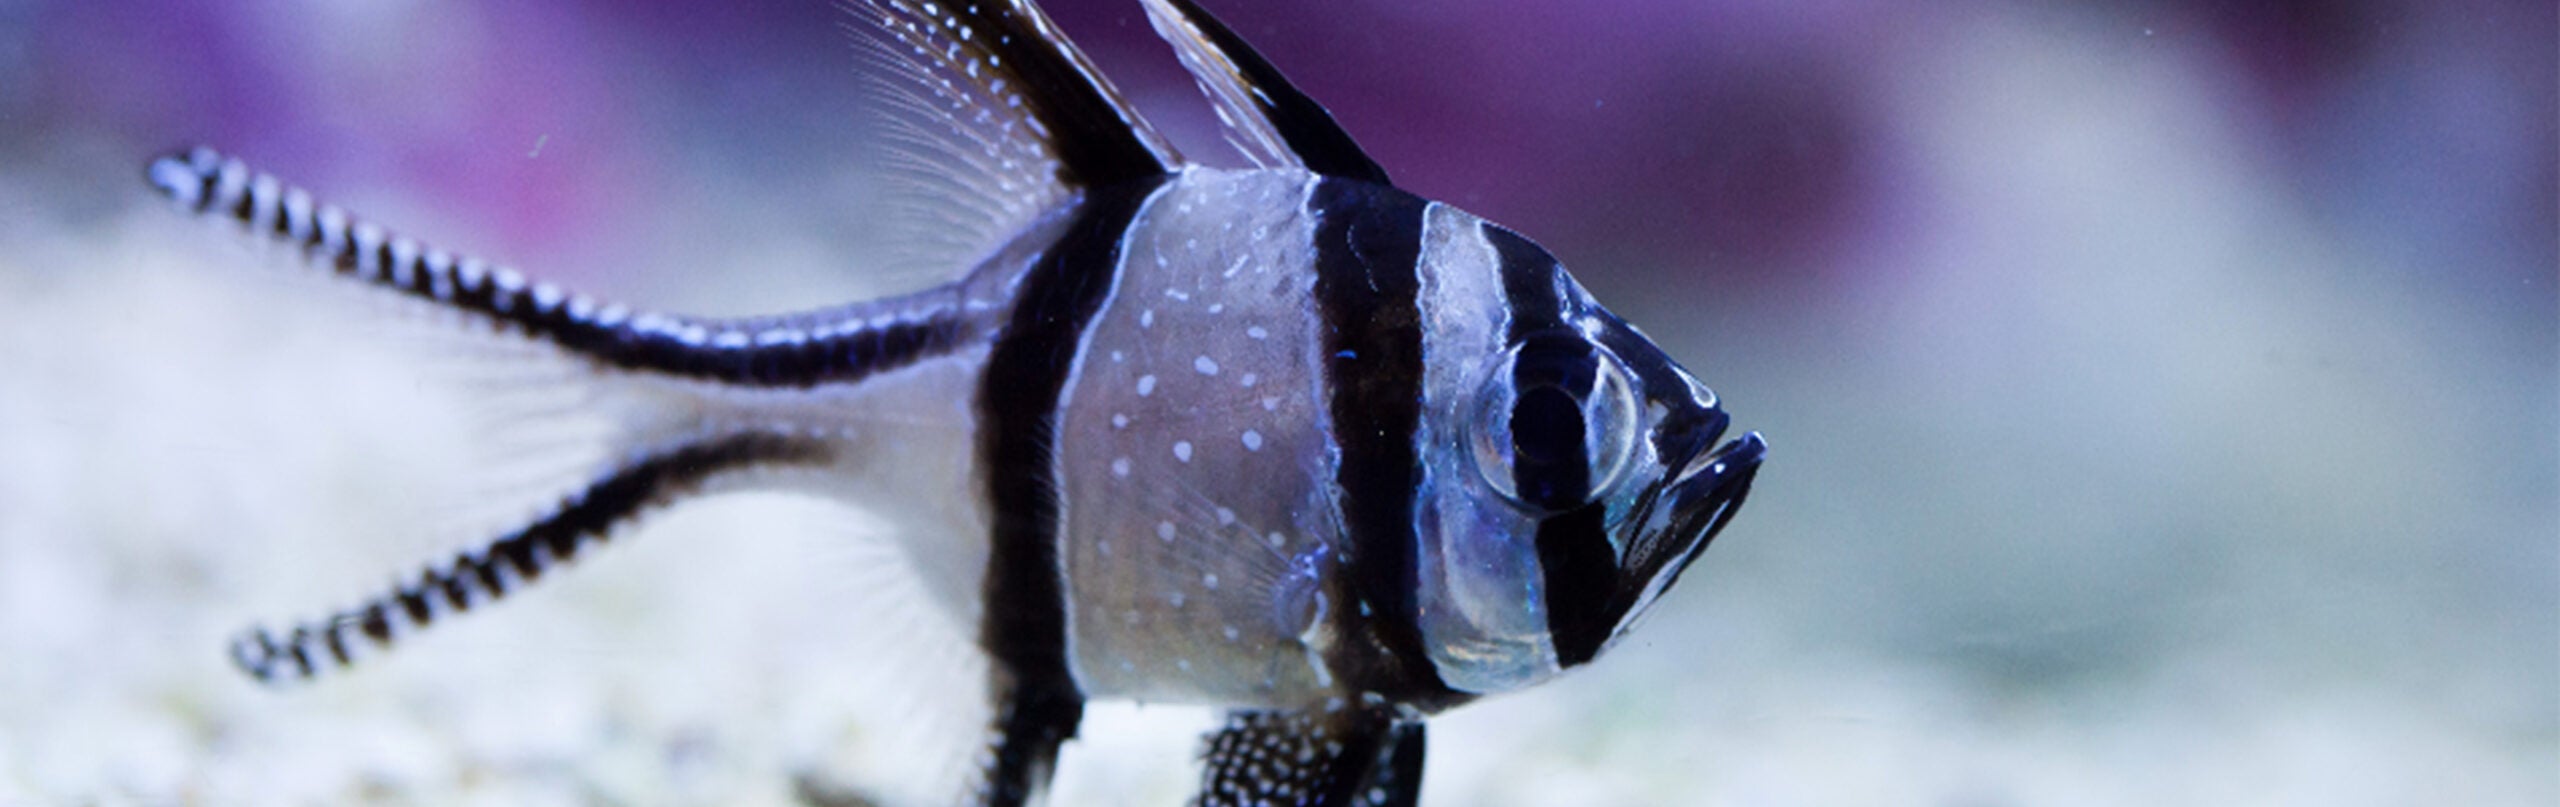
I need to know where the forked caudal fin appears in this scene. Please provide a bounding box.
[230,432,834,684]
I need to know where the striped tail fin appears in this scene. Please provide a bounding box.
[146,146,977,390]
[229,431,835,684]
[146,147,987,684]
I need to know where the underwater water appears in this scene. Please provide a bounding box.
[0,1,2551,805]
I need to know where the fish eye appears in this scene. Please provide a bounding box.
[1468,333,1642,512]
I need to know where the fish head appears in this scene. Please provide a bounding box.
[1407,214,1765,695]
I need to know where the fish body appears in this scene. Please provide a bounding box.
[147,1,1765,804]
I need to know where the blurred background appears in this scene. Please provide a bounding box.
[0,0,2551,805]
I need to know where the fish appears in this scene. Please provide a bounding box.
[143,1,1766,804]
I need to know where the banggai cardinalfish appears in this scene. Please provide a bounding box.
[147,0,1766,804]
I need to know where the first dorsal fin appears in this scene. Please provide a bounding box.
[844,0,1182,279]
[1139,0,1391,185]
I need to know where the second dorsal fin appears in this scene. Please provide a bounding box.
[1140,0,1391,185]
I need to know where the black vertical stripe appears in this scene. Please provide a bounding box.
[1505,332,1600,510]
[1487,222,1726,462]
[1483,223,1623,667]
[973,178,1165,805]
[1483,223,1574,338]
[1307,178,1455,704]
[1530,502,1616,667]
[1486,226,1601,511]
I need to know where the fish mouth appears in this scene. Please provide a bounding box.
[1620,430,1765,607]
[1665,431,1764,545]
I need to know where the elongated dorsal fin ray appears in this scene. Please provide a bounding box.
[844,0,1181,280]
[1139,0,1391,184]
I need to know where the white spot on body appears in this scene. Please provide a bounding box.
[1203,573,1220,590]
[1156,521,1177,542]
[1111,413,1129,429]
[1141,309,1155,328]
[1241,430,1264,451]
[1111,457,1131,478]
[1172,441,1193,462]
[1247,326,1269,340]
[1136,375,1157,396]
[1194,356,1219,376]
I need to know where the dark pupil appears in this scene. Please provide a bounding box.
[1510,385,1589,509]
